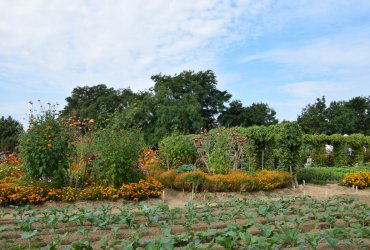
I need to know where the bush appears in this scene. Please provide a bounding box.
[157,169,177,188]
[91,128,144,187]
[342,172,370,189]
[18,104,72,188]
[297,167,370,184]
[160,169,289,192]
[158,134,197,168]
[173,171,206,191]
[254,170,290,191]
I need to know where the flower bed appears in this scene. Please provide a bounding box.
[0,177,164,206]
[159,169,290,192]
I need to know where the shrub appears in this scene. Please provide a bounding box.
[173,171,206,191]
[342,172,370,189]
[119,177,164,202]
[227,171,255,192]
[297,167,370,184]
[91,128,144,187]
[204,174,232,192]
[157,169,177,188]
[176,164,197,174]
[254,170,290,191]
[18,103,72,188]
[158,134,197,169]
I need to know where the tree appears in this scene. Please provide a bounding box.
[0,116,23,152]
[345,96,370,135]
[244,103,278,126]
[147,70,231,144]
[218,100,278,127]
[297,96,328,134]
[62,84,137,125]
[298,96,370,135]
[217,100,245,127]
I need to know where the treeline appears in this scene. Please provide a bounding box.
[1,70,369,149]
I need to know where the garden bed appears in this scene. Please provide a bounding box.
[0,186,369,249]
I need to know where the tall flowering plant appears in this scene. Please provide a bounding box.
[18,102,72,188]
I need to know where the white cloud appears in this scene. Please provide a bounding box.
[278,81,346,98]
[0,0,269,92]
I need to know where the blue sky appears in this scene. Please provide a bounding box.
[1,0,370,127]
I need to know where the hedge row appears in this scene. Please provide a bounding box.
[158,127,370,171]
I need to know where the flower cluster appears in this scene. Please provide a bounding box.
[79,185,119,200]
[159,170,290,192]
[139,148,159,168]
[0,154,22,166]
[0,185,49,205]
[119,177,164,202]
[342,172,370,189]
[0,177,164,206]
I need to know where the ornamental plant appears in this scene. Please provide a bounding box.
[342,171,370,189]
[119,177,164,202]
[158,134,197,169]
[91,127,144,187]
[19,102,72,188]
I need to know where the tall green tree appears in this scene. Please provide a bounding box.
[218,100,278,127]
[298,96,370,135]
[0,116,23,151]
[297,96,329,134]
[62,84,137,124]
[148,70,231,144]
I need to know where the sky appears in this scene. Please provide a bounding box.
[1,0,370,127]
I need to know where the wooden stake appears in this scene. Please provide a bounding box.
[192,183,194,200]
[162,190,165,202]
[303,180,305,186]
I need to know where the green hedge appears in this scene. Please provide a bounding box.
[297,167,370,184]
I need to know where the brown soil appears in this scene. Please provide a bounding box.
[158,183,370,208]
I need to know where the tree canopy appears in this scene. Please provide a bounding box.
[62,84,137,124]
[298,96,370,135]
[218,100,278,127]
[0,116,23,151]
[60,72,369,145]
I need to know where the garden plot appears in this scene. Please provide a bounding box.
[0,195,369,249]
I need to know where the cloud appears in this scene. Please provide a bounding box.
[278,81,346,98]
[0,0,270,92]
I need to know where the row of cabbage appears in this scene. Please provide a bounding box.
[0,195,369,249]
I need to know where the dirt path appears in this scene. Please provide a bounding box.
[160,184,370,208]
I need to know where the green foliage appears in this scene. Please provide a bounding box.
[18,104,72,187]
[176,164,197,174]
[206,128,235,174]
[91,128,144,187]
[0,116,23,151]
[277,122,304,172]
[62,84,138,127]
[218,100,278,127]
[297,167,370,184]
[149,70,231,144]
[303,133,370,167]
[298,95,370,135]
[158,134,197,168]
